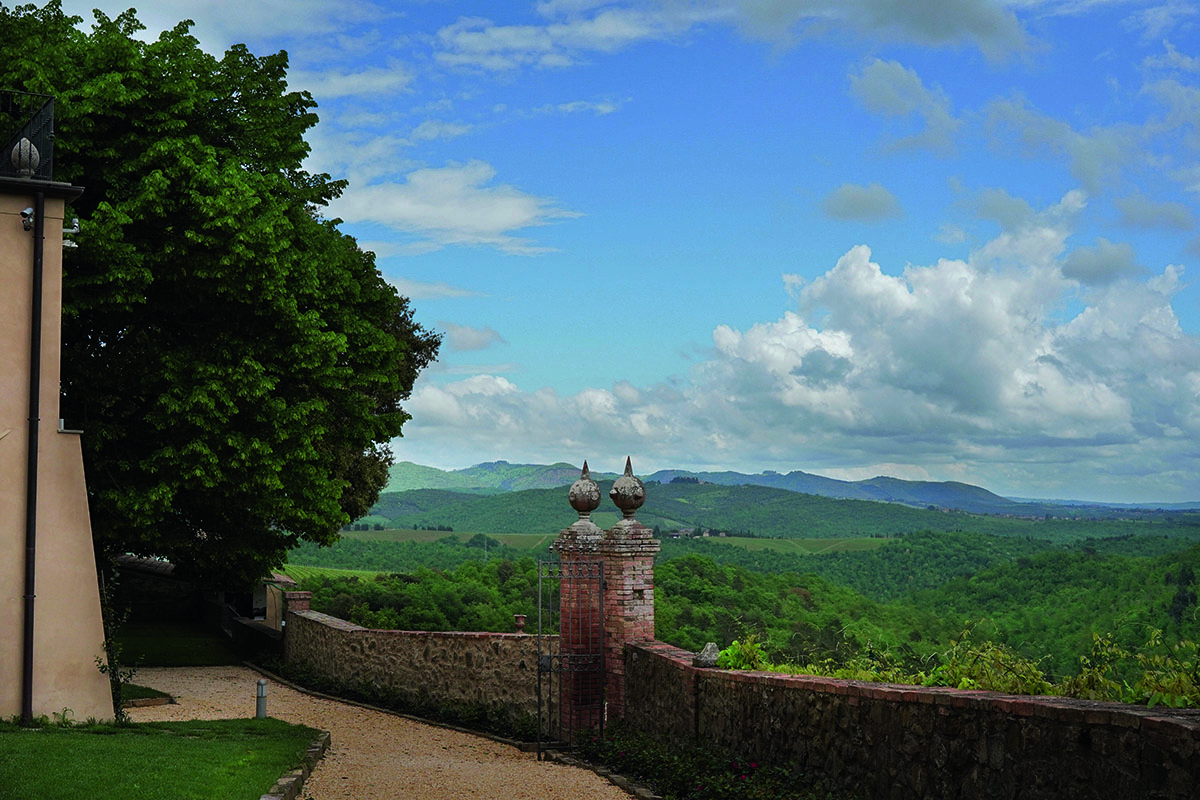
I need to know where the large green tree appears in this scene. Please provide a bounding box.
[0,3,439,586]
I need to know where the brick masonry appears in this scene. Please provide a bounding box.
[625,641,1200,800]
[598,522,660,720]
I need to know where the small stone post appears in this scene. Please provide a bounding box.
[597,457,660,721]
[256,678,268,719]
[550,462,606,740]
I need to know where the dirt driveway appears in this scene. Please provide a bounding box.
[129,665,632,800]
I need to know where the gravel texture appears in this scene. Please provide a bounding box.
[129,665,633,800]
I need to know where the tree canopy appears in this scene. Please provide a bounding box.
[0,2,439,586]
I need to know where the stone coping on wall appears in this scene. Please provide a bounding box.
[632,640,1200,735]
[291,611,537,640]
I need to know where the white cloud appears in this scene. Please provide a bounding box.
[434,9,680,71]
[985,96,1138,193]
[1062,238,1142,284]
[724,0,1027,57]
[849,58,961,153]
[1144,40,1200,72]
[822,183,903,221]
[287,65,415,99]
[1124,1,1198,40]
[440,323,507,352]
[327,160,582,254]
[1142,78,1200,148]
[384,277,483,300]
[397,219,1200,502]
[431,0,1028,74]
[407,120,474,143]
[545,99,625,115]
[62,0,388,52]
[972,187,1038,230]
[1114,193,1194,230]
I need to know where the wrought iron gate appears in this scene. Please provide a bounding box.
[536,559,605,759]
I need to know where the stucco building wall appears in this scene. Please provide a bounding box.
[0,181,113,722]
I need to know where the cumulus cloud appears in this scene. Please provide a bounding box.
[431,0,1027,73]
[440,322,507,351]
[972,187,1038,230]
[327,160,581,254]
[725,0,1027,57]
[1142,78,1200,148]
[849,59,961,153]
[1114,193,1194,230]
[397,218,1200,502]
[822,183,903,221]
[1061,238,1142,284]
[984,96,1137,193]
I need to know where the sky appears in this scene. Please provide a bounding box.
[59,0,1200,504]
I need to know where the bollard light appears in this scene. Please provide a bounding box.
[256,678,268,719]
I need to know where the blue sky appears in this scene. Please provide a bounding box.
[62,1,1200,503]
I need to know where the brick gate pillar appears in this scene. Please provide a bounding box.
[550,463,605,740]
[597,458,660,722]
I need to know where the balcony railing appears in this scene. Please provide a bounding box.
[0,90,54,181]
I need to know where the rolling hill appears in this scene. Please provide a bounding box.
[363,479,1200,543]
[385,460,1200,517]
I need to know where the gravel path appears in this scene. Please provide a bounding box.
[129,666,633,800]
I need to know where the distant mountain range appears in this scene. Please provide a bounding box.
[386,461,1198,516]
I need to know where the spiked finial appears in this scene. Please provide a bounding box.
[609,456,646,520]
[568,460,602,520]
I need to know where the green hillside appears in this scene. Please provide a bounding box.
[364,480,1200,542]
[382,460,1199,516]
[385,460,620,493]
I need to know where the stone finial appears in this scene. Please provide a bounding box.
[554,461,603,551]
[568,460,602,520]
[11,137,39,178]
[609,457,646,521]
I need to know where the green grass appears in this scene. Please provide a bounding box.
[122,684,171,702]
[0,718,320,800]
[115,621,244,668]
[281,563,385,582]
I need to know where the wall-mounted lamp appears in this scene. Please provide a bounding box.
[62,217,79,248]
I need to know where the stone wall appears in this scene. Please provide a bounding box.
[625,641,1200,800]
[285,609,542,724]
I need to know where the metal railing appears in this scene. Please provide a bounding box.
[1,90,54,181]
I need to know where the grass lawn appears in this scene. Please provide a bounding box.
[122,683,171,703]
[0,718,319,800]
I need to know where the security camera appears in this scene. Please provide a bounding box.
[20,207,34,232]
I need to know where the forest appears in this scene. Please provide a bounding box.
[286,513,1200,702]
